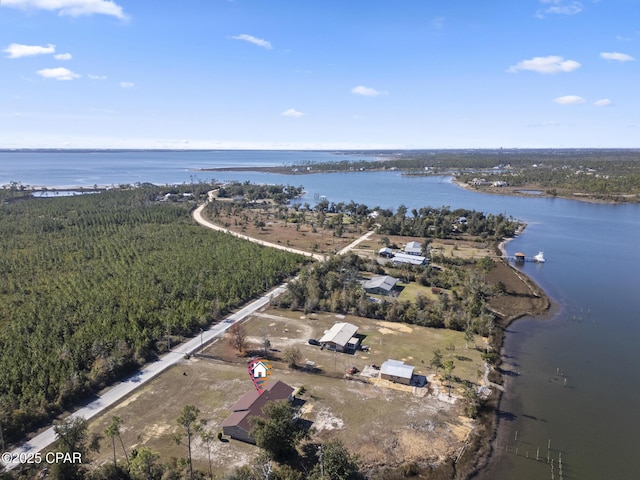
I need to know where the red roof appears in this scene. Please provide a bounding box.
[221,380,294,433]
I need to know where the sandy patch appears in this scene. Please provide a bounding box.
[375,320,413,333]
[313,408,344,431]
[112,391,144,410]
[378,327,397,335]
[447,417,474,441]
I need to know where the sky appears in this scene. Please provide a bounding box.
[1,0,639,149]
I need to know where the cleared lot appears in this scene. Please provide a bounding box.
[87,307,485,474]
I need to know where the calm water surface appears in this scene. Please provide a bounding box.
[2,151,639,479]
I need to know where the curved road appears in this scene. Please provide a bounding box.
[192,202,326,262]
[3,198,373,472]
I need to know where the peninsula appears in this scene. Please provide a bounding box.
[198,148,640,203]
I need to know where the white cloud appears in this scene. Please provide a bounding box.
[537,0,583,17]
[351,85,384,96]
[600,52,635,62]
[508,55,581,74]
[1,0,128,19]
[594,98,612,107]
[54,53,72,61]
[119,82,135,88]
[37,67,80,80]
[281,108,306,118]
[3,43,55,58]
[231,34,272,50]
[553,95,586,105]
[88,74,107,80]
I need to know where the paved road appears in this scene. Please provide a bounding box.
[1,279,288,471]
[2,198,371,471]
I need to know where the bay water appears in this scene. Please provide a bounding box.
[2,150,639,479]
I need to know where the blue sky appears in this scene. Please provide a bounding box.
[1,0,639,149]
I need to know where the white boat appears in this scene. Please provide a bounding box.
[533,251,545,263]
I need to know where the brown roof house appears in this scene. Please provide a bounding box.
[220,380,294,444]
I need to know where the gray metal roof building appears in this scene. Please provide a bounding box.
[363,275,399,295]
[404,241,423,255]
[392,252,428,266]
[380,359,415,385]
[319,322,360,352]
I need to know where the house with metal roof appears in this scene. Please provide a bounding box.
[319,322,360,352]
[378,247,393,258]
[220,380,294,444]
[380,359,415,385]
[363,275,399,296]
[404,241,423,256]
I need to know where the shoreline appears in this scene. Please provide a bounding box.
[196,165,639,204]
[450,176,639,205]
[198,198,551,479]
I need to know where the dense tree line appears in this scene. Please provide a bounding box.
[374,205,518,240]
[216,182,304,204]
[290,148,640,173]
[0,185,308,444]
[276,254,496,336]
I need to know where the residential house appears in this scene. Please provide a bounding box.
[363,275,399,296]
[220,380,294,444]
[319,322,360,352]
[404,241,423,256]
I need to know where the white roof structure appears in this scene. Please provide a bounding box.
[363,275,398,293]
[392,252,427,265]
[380,359,414,380]
[405,241,422,255]
[319,322,359,347]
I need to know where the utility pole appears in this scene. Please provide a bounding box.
[318,445,324,477]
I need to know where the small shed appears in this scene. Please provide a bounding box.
[380,359,414,385]
[378,247,393,258]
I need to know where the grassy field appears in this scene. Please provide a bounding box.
[86,307,486,476]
